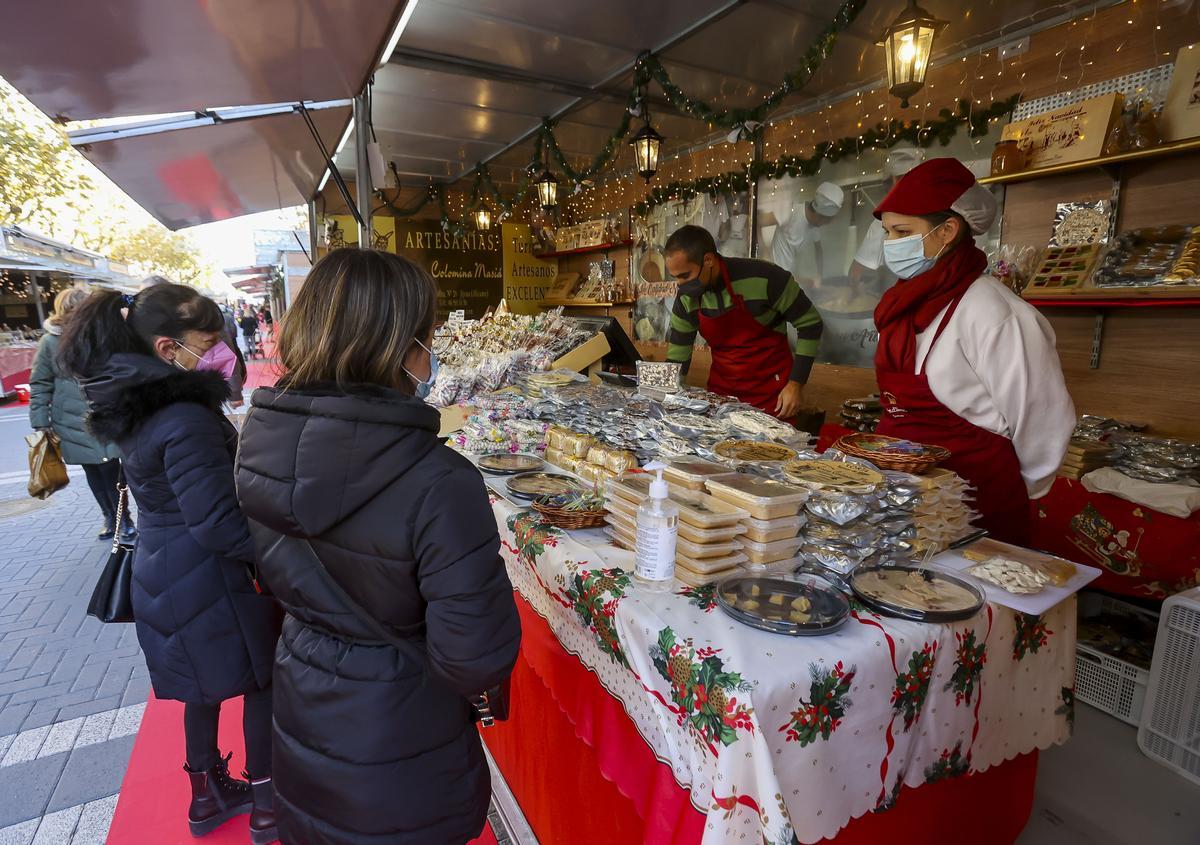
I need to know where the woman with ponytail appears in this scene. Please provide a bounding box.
[60,282,280,844]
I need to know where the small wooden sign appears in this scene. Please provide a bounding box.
[1002,93,1125,168]
[1162,43,1200,141]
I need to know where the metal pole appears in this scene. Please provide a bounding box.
[353,92,373,248]
[307,199,319,261]
[749,133,764,259]
[30,273,45,325]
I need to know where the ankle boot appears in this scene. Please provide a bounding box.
[184,752,253,837]
[244,774,279,845]
[118,510,137,543]
[97,507,116,541]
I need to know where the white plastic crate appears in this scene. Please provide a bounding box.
[1075,594,1157,726]
[1139,587,1200,787]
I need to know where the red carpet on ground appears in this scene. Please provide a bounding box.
[108,695,500,843]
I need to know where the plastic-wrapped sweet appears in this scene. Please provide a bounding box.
[800,542,872,574]
[805,493,872,526]
[806,518,881,550]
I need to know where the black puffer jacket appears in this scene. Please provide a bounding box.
[236,383,521,845]
[84,354,279,704]
[29,327,121,464]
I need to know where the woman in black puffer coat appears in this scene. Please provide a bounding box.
[60,284,280,844]
[236,248,521,845]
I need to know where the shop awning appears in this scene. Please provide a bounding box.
[342,0,1109,193]
[0,0,410,228]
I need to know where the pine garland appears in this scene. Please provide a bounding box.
[632,95,1020,217]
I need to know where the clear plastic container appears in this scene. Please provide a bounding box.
[605,511,636,534]
[675,535,743,560]
[677,519,744,545]
[671,489,748,530]
[738,535,806,565]
[706,475,809,520]
[741,514,805,544]
[604,526,636,550]
[604,493,639,520]
[607,472,747,528]
[663,458,736,491]
[677,549,747,576]
[675,564,731,588]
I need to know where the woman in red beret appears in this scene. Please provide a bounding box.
[871,158,1075,546]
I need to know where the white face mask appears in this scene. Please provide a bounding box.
[882,223,946,279]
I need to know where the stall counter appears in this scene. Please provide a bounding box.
[482,489,1076,844]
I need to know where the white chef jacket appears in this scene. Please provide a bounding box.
[853,223,886,270]
[914,276,1075,498]
[770,207,820,276]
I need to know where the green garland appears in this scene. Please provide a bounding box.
[640,0,868,133]
[632,95,1020,217]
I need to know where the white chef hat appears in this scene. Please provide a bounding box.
[811,182,845,217]
[950,183,999,235]
[885,143,924,178]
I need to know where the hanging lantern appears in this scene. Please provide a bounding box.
[630,119,664,182]
[877,0,946,108]
[536,168,558,209]
[474,208,492,231]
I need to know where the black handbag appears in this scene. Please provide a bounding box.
[296,537,510,726]
[86,476,135,624]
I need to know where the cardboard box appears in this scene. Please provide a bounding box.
[1002,93,1124,168]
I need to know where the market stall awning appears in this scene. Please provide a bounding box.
[340,0,1108,193]
[0,0,405,122]
[0,0,410,229]
[72,106,351,229]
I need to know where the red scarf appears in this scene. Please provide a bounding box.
[873,239,988,372]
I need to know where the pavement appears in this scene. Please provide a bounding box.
[0,400,150,844]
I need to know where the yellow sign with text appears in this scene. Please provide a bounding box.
[502,223,557,315]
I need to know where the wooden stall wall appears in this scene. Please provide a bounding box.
[558,0,1200,437]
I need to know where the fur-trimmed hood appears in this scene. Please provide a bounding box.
[83,352,230,443]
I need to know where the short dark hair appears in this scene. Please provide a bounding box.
[58,283,224,378]
[664,225,718,265]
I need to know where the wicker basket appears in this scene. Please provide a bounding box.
[532,500,609,530]
[833,435,950,475]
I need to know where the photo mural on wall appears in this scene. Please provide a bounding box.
[630,192,751,344]
[753,127,1005,368]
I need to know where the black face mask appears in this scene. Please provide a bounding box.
[677,262,711,297]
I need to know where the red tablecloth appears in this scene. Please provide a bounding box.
[0,345,36,394]
[1032,477,1200,599]
[483,595,1040,845]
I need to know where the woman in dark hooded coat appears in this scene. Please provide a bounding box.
[236,248,521,845]
[60,283,280,844]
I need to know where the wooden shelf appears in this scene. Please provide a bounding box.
[979,136,1200,185]
[536,239,633,259]
[541,300,635,308]
[1026,295,1200,308]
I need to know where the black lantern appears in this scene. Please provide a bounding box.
[474,208,492,231]
[536,168,558,209]
[878,0,946,108]
[631,119,664,182]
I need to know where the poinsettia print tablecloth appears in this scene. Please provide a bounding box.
[491,495,1075,845]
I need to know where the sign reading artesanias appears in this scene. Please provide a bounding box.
[394,219,502,320]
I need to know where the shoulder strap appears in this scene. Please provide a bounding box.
[296,538,430,672]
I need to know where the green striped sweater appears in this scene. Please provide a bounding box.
[667,256,824,383]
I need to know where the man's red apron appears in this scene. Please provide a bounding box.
[876,293,1032,546]
[698,260,793,416]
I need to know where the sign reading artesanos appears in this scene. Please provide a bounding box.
[502,223,557,315]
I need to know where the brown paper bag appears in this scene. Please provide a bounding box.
[26,430,69,500]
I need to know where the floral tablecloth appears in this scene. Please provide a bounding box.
[489,492,1076,845]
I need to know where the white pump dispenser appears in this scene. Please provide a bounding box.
[634,462,678,590]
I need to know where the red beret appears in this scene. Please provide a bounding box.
[874,157,977,219]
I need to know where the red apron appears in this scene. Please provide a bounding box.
[876,293,1032,546]
[698,260,793,416]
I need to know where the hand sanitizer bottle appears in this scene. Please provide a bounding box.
[634,462,678,591]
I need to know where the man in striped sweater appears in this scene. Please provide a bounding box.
[663,225,823,419]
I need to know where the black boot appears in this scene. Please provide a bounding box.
[97,507,116,541]
[244,774,279,845]
[118,509,137,543]
[184,752,253,837]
